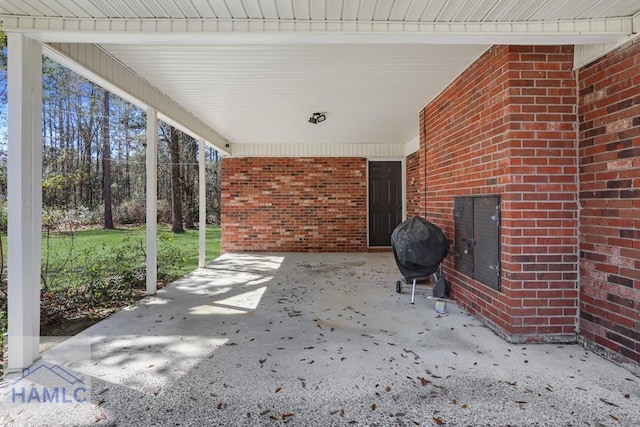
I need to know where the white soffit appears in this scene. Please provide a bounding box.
[1,0,639,154]
[99,43,488,146]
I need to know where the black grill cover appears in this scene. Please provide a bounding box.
[391,216,449,280]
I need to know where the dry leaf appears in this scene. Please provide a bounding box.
[461,404,468,409]
[275,387,282,393]
[452,399,458,405]
[610,414,619,421]
[418,377,430,386]
[624,394,630,399]
[282,413,294,420]
[433,416,445,425]
[599,398,619,407]
[370,404,377,411]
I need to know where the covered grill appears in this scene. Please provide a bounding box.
[391,216,449,303]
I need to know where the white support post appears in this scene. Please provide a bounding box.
[146,109,158,295]
[7,34,43,370]
[198,140,206,268]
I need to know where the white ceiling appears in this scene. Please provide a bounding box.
[100,43,488,144]
[2,0,640,150]
[2,0,639,21]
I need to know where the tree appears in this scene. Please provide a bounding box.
[182,135,197,229]
[170,126,184,233]
[102,89,114,229]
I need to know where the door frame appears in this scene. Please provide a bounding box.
[366,158,406,248]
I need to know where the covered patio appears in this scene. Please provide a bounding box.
[2,0,640,418]
[2,252,639,425]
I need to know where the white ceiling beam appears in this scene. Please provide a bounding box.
[2,16,632,45]
[43,42,231,155]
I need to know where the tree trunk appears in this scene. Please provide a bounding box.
[102,90,114,229]
[170,126,184,233]
[183,137,196,229]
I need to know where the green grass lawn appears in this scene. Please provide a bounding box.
[3,225,221,280]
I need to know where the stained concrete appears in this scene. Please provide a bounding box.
[1,252,639,426]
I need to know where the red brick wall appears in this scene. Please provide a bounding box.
[577,38,640,367]
[221,157,367,252]
[422,45,579,343]
[406,150,422,218]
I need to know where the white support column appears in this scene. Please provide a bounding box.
[146,109,158,295]
[198,140,206,268]
[7,34,43,370]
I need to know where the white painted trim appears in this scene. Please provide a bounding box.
[7,34,42,370]
[1,16,633,46]
[42,42,231,155]
[198,139,206,268]
[404,135,420,156]
[146,109,158,296]
[366,158,405,249]
[230,143,404,158]
[573,32,640,69]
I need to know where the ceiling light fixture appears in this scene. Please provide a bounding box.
[308,112,326,124]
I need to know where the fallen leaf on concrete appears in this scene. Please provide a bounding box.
[624,394,630,399]
[599,398,619,407]
[371,404,377,411]
[282,413,294,420]
[433,416,445,425]
[506,381,517,386]
[348,421,358,425]
[95,412,107,423]
[452,399,457,405]
[461,404,468,409]
[417,377,430,386]
[269,415,279,421]
[259,358,267,365]
[275,387,282,393]
[610,414,619,421]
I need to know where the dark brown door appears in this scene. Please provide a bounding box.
[369,161,402,246]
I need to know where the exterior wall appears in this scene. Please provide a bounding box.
[422,45,579,343]
[221,157,367,252]
[406,150,422,218]
[577,38,640,369]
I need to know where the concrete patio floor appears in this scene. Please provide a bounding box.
[1,252,639,426]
